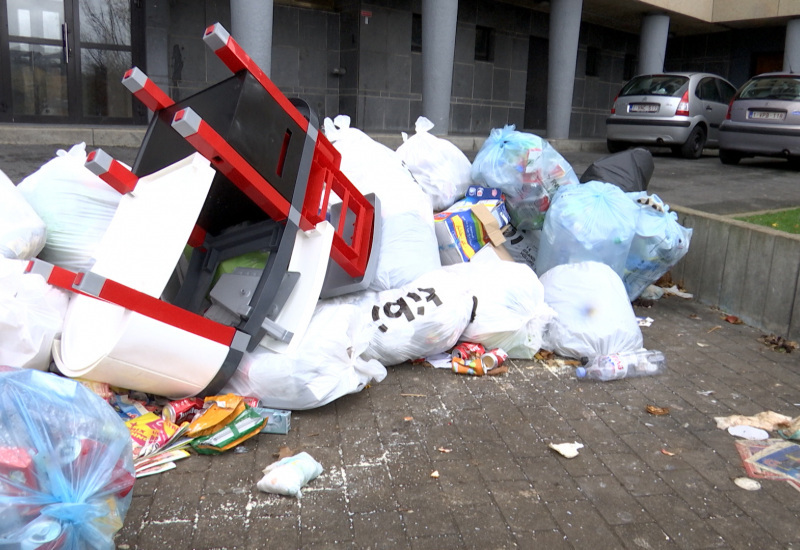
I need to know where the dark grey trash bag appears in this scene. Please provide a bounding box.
[579,148,654,192]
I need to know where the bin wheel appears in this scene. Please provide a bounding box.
[719,149,742,165]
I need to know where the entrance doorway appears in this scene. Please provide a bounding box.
[0,0,144,123]
[524,36,548,132]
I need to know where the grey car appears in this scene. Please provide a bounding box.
[718,72,800,166]
[606,72,737,159]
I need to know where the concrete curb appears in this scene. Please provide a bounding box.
[0,124,146,148]
[671,204,800,340]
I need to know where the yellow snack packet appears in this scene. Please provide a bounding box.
[186,394,245,437]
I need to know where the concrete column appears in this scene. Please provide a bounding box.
[231,0,274,76]
[638,13,670,74]
[785,18,800,73]
[422,0,458,135]
[546,0,583,140]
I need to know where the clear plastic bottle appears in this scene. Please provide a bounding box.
[575,350,666,381]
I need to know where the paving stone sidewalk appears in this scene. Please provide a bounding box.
[115,295,800,550]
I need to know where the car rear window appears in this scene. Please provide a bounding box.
[619,75,689,97]
[739,76,800,101]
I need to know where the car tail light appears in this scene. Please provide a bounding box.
[610,93,618,114]
[725,97,736,120]
[676,91,690,116]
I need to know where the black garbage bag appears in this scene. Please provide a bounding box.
[579,148,654,192]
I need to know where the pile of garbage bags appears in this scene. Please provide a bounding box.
[1,117,692,412]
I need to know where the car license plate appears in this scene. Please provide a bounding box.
[629,104,659,113]
[748,110,785,120]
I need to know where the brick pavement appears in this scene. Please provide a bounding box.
[114,294,800,549]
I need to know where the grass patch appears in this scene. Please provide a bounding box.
[735,208,800,234]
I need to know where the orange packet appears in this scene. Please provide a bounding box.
[186,394,245,437]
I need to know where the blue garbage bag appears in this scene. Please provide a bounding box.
[623,193,693,300]
[0,367,134,549]
[471,125,578,231]
[535,180,639,278]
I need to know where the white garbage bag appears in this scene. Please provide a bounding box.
[539,261,643,361]
[335,268,475,366]
[0,169,46,260]
[444,260,556,359]
[396,116,473,211]
[0,258,70,371]
[324,115,440,291]
[16,143,123,271]
[220,301,386,410]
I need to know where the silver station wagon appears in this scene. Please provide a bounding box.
[718,72,800,166]
[606,72,737,159]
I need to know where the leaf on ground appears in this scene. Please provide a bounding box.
[758,334,799,353]
[724,315,744,324]
[486,365,509,376]
[274,445,295,460]
[646,405,670,416]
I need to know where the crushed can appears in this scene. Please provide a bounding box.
[162,397,205,425]
[451,342,486,361]
[481,348,509,371]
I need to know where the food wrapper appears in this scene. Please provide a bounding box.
[125,412,182,458]
[190,406,266,454]
[186,394,245,437]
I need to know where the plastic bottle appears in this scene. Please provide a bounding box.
[575,350,666,381]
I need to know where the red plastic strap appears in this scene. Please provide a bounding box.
[90,277,236,346]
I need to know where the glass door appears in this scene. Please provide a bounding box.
[0,0,143,123]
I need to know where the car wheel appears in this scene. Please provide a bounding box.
[680,125,707,159]
[606,140,628,154]
[719,149,742,165]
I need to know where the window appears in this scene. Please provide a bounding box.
[718,80,737,103]
[475,25,493,62]
[585,47,599,77]
[623,53,636,81]
[696,77,721,103]
[411,13,422,53]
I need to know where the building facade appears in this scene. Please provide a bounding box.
[1,0,798,139]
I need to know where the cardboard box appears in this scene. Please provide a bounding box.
[253,407,291,434]
[434,187,512,265]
